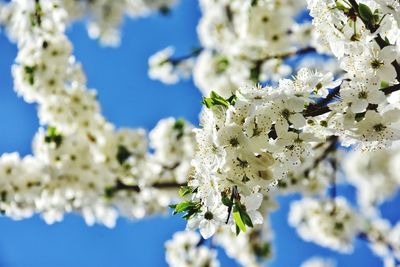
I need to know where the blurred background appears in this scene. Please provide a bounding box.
[0,1,398,266]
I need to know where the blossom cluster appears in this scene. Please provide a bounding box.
[0,0,179,46]
[1,0,400,266]
[0,0,195,226]
[165,231,219,267]
[148,0,338,96]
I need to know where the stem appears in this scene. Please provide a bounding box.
[261,46,316,62]
[196,236,206,247]
[329,157,337,200]
[303,83,400,117]
[169,47,203,65]
[251,47,316,81]
[225,186,238,224]
[110,179,186,193]
[304,136,338,177]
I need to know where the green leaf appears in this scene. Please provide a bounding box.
[170,201,202,220]
[215,57,229,74]
[201,91,237,109]
[335,2,349,12]
[226,94,237,106]
[201,97,214,108]
[24,65,36,85]
[380,80,389,88]
[253,242,271,258]
[0,191,7,202]
[250,65,260,83]
[173,119,185,140]
[172,201,193,214]
[179,186,194,197]
[104,187,115,199]
[44,126,63,148]
[358,3,374,22]
[233,209,247,233]
[221,193,233,206]
[116,145,131,165]
[240,208,254,228]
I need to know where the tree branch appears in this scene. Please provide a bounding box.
[304,136,338,177]
[108,179,186,194]
[303,83,400,117]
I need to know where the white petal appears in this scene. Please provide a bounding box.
[244,193,263,211]
[290,113,306,128]
[351,100,368,113]
[199,220,216,239]
[249,211,264,225]
[380,46,397,64]
[378,64,397,82]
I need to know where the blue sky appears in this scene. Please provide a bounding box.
[0,1,397,266]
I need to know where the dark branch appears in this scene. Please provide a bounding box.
[110,179,186,194]
[169,47,203,65]
[303,85,341,117]
[303,83,400,117]
[261,46,316,62]
[225,186,238,224]
[304,136,338,177]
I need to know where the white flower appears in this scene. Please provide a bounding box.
[289,197,360,252]
[242,193,263,225]
[188,204,227,239]
[166,230,220,267]
[341,79,386,113]
[355,110,400,148]
[148,47,180,84]
[356,44,398,82]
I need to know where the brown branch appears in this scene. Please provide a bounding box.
[108,180,186,195]
[261,46,316,62]
[304,136,338,177]
[303,83,400,117]
[250,47,316,82]
[303,85,341,117]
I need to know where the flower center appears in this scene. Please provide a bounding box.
[281,108,291,119]
[204,211,214,220]
[373,123,386,132]
[236,157,249,168]
[229,137,240,147]
[370,59,384,69]
[358,90,368,99]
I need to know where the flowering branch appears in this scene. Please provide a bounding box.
[304,83,400,117]
[348,0,400,80]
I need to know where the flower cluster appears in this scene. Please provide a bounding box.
[0,0,179,46]
[343,146,400,216]
[289,197,360,252]
[0,0,195,226]
[2,0,400,266]
[148,0,335,97]
[165,231,219,267]
[308,0,400,150]
[148,47,195,84]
